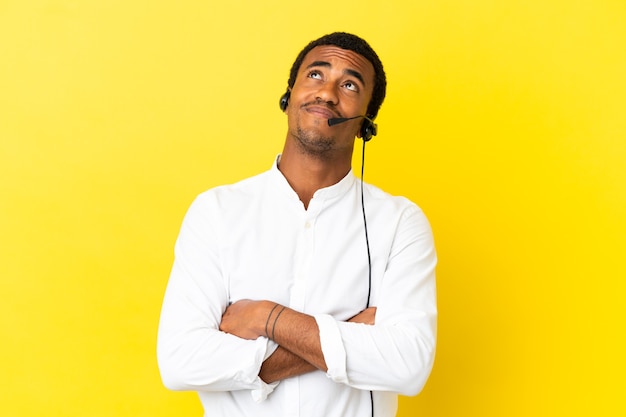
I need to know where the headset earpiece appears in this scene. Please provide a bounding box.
[360,118,378,142]
[279,90,290,112]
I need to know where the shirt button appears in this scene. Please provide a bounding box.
[304,221,311,229]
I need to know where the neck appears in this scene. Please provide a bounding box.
[278,141,352,209]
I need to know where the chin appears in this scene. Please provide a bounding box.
[294,126,335,158]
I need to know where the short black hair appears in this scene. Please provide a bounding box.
[287,32,387,120]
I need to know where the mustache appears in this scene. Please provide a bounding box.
[301,100,343,118]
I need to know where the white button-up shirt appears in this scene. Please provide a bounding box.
[157,157,437,417]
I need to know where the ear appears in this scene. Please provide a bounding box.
[356,121,364,138]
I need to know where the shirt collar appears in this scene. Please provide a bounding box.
[269,154,356,205]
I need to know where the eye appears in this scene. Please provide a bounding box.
[308,70,322,80]
[343,81,358,92]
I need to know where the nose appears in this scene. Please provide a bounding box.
[315,81,339,105]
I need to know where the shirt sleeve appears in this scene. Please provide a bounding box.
[157,193,279,397]
[250,343,280,402]
[315,204,437,396]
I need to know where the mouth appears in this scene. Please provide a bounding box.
[302,103,341,120]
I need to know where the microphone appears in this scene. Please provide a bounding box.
[328,114,378,141]
[327,115,374,126]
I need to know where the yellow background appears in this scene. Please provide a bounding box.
[1,1,625,416]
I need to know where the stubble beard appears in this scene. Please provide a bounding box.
[293,125,336,161]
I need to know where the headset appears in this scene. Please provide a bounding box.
[280,88,376,417]
[279,90,377,142]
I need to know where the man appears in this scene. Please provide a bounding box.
[157,32,437,417]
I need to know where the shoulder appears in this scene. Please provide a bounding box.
[363,182,424,216]
[194,170,271,206]
[361,181,433,239]
[178,170,272,229]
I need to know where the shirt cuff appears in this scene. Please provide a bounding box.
[250,338,280,402]
[251,377,279,402]
[314,313,348,384]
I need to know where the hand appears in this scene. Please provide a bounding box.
[348,307,377,325]
[220,299,270,340]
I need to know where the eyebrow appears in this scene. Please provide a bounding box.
[305,61,366,87]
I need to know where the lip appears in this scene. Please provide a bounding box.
[303,104,340,119]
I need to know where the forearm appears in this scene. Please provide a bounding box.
[259,345,317,383]
[221,302,378,384]
[221,301,328,371]
[264,305,376,377]
[268,306,328,372]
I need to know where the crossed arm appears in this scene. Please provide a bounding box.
[219,300,376,384]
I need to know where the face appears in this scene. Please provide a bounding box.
[285,45,375,158]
